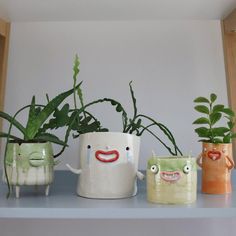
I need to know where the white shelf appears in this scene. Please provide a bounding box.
[0,171,236,219]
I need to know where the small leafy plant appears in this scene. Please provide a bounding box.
[193,93,236,143]
[49,55,183,156]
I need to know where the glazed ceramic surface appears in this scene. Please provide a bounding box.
[3,142,54,186]
[147,156,197,204]
[67,132,143,199]
[197,142,234,194]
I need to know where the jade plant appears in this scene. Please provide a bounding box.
[44,55,183,156]
[0,83,81,196]
[193,93,236,143]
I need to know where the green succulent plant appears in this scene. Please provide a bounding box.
[0,83,81,197]
[193,93,236,143]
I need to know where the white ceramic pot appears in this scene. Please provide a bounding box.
[67,132,144,199]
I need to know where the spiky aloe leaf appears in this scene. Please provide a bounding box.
[0,132,23,141]
[34,133,68,146]
[0,111,26,135]
[25,83,82,140]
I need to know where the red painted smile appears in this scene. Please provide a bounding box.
[95,150,119,163]
[208,151,221,161]
[160,171,181,183]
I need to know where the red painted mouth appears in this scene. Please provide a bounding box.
[95,150,119,163]
[160,171,181,183]
[208,151,221,161]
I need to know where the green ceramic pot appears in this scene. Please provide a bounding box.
[147,156,197,204]
[3,141,55,198]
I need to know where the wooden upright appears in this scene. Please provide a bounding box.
[222,9,236,163]
[0,18,10,131]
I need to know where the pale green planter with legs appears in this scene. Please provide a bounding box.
[147,156,197,204]
[3,142,55,198]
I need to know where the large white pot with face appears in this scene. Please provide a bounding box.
[67,132,144,199]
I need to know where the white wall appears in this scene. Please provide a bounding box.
[2,20,228,170]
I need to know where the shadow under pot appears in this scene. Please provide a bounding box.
[3,141,55,198]
[147,156,197,204]
[67,132,144,199]
[197,142,235,194]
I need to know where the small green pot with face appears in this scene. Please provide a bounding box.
[147,156,197,204]
[3,141,56,198]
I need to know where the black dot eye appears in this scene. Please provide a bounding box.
[126,147,130,151]
[87,145,91,149]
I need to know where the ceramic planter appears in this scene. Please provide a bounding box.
[67,132,144,199]
[197,142,235,194]
[3,141,55,198]
[147,156,197,204]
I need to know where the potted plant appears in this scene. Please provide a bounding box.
[146,154,197,204]
[64,55,184,199]
[0,83,81,198]
[193,93,235,194]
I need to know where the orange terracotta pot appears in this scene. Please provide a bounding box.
[197,142,235,194]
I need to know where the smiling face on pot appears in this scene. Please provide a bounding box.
[147,156,197,204]
[147,157,196,184]
[202,143,232,162]
[79,132,139,168]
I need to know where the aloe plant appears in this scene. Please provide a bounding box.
[193,93,236,143]
[0,83,81,197]
[45,55,182,156]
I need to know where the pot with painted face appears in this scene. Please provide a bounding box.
[147,156,197,204]
[66,132,144,199]
[197,142,234,194]
[3,141,56,198]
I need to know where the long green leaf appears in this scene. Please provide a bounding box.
[25,83,82,140]
[34,133,68,146]
[0,132,23,141]
[0,111,26,135]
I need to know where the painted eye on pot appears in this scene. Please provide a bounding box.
[150,165,159,174]
[183,164,191,174]
[126,147,130,151]
[87,145,91,149]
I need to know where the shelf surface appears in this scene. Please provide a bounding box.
[0,170,236,219]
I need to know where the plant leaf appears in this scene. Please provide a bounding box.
[0,111,26,135]
[210,112,222,126]
[212,104,224,113]
[227,121,234,129]
[231,133,236,139]
[212,127,229,137]
[193,117,209,125]
[73,54,80,82]
[193,97,209,103]
[222,108,235,117]
[194,105,209,114]
[129,81,137,119]
[213,138,223,143]
[210,93,217,103]
[35,133,68,146]
[194,127,209,138]
[25,84,81,140]
[223,135,231,143]
[0,132,23,141]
